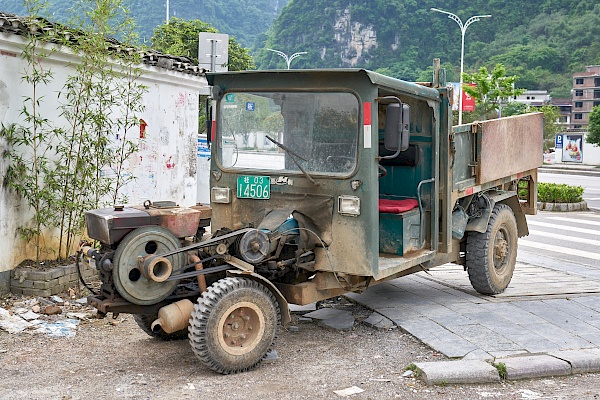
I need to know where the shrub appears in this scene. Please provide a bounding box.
[537,182,584,203]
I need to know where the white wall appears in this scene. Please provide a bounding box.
[553,133,600,166]
[0,32,208,271]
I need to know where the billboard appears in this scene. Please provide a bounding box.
[561,134,583,163]
[450,82,476,112]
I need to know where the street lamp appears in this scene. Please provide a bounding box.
[431,8,491,125]
[267,49,307,69]
[166,0,169,24]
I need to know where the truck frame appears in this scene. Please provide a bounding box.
[81,62,542,374]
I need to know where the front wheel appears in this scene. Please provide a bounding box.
[188,277,280,374]
[466,204,518,295]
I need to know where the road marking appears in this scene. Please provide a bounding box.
[548,217,600,226]
[519,239,600,261]
[527,221,600,236]
[529,230,600,247]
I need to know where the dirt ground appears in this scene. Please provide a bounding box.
[2,297,600,400]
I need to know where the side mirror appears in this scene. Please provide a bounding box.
[384,102,410,152]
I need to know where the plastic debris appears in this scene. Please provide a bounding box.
[32,319,79,337]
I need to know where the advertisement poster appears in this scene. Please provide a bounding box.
[562,134,583,163]
[450,82,476,112]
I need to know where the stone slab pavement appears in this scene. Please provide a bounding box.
[345,261,600,383]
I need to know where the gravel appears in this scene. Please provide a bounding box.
[2,296,600,399]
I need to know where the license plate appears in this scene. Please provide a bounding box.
[237,175,270,199]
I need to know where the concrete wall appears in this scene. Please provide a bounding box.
[0,32,207,273]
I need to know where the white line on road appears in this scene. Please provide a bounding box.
[527,221,600,236]
[529,230,600,247]
[519,239,600,261]
[548,217,600,226]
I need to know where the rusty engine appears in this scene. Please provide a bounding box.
[80,201,317,317]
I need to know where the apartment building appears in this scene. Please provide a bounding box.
[571,65,600,129]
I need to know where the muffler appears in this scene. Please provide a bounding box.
[151,299,194,334]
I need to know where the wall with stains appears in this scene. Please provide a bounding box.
[0,32,207,271]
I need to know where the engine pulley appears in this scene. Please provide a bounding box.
[238,230,270,264]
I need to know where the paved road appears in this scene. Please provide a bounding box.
[348,210,600,360]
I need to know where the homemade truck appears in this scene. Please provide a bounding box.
[80,62,542,374]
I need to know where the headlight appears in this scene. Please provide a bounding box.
[211,187,231,204]
[338,195,360,216]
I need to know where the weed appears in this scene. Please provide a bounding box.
[495,362,507,380]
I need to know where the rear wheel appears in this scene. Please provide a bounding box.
[466,204,517,294]
[133,314,188,341]
[188,277,280,374]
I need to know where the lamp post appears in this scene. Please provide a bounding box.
[166,0,169,24]
[267,49,307,69]
[431,8,491,125]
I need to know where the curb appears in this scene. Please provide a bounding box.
[539,167,600,177]
[537,200,588,212]
[414,350,600,386]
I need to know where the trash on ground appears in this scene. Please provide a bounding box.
[333,386,365,397]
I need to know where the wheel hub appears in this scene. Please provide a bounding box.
[493,229,509,268]
[218,302,265,356]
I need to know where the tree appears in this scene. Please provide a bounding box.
[537,104,562,151]
[150,18,255,71]
[462,64,525,120]
[587,105,600,146]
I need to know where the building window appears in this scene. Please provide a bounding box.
[526,96,530,100]
[596,77,600,87]
[575,101,583,108]
[595,89,600,99]
[575,89,583,97]
[574,113,583,120]
[574,124,582,128]
[575,78,584,85]
[594,101,600,107]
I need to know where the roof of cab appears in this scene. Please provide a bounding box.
[206,69,441,102]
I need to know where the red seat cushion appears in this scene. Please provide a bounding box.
[378,198,419,214]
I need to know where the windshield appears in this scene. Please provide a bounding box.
[218,92,359,175]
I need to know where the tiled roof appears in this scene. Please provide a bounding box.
[551,98,572,106]
[0,11,206,76]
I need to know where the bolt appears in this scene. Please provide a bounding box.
[248,326,253,331]
[242,315,250,321]
[229,314,235,319]
[224,333,230,338]
[240,334,246,340]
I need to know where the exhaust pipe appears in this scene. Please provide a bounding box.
[189,254,207,293]
[151,299,194,334]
